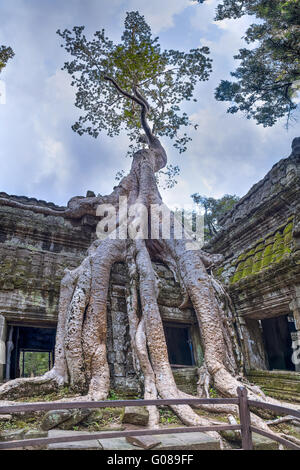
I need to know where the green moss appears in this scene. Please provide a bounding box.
[215,266,224,278]
[261,244,273,268]
[252,259,262,273]
[241,256,254,278]
[284,231,293,245]
[283,222,293,234]
[254,242,264,253]
[229,216,295,283]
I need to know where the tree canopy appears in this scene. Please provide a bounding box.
[199,0,300,127]
[191,193,240,240]
[0,45,14,73]
[57,11,212,155]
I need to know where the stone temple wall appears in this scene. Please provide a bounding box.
[206,139,300,387]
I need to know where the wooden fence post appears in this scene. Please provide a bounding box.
[237,386,253,450]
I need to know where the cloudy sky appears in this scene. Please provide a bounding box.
[0,0,298,209]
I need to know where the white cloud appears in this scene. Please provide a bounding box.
[126,0,190,33]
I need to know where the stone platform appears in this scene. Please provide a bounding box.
[47,430,220,450]
[46,429,279,450]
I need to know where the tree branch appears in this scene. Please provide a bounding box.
[104,75,145,109]
[104,75,156,147]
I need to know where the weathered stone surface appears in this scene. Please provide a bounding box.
[99,436,138,450]
[220,430,279,450]
[100,432,220,450]
[122,406,149,426]
[0,428,25,441]
[0,414,12,421]
[24,429,48,439]
[47,429,102,450]
[156,432,220,450]
[126,435,161,449]
[247,369,300,403]
[57,408,92,430]
[23,428,49,450]
[220,429,240,443]
[40,409,73,430]
[173,367,198,395]
[93,423,125,432]
[252,433,279,450]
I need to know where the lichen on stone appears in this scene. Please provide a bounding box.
[229,216,295,284]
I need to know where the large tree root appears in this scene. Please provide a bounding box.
[0,98,299,447]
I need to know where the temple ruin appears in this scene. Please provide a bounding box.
[0,138,299,402]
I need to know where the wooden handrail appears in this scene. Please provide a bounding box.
[248,400,300,419]
[0,397,239,414]
[250,426,300,451]
[0,424,242,450]
[0,387,299,450]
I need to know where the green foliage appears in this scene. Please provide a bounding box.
[159,407,180,425]
[19,351,51,378]
[209,387,218,398]
[191,193,240,240]
[0,45,14,73]
[57,11,212,154]
[108,389,121,400]
[199,0,300,126]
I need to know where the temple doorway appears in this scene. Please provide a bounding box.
[163,323,195,367]
[6,325,56,380]
[261,314,296,371]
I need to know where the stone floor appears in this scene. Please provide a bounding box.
[46,430,278,450]
[47,430,220,450]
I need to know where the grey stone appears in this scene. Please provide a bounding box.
[0,414,12,421]
[100,432,220,450]
[220,431,279,450]
[47,430,102,450]
[95,423,125,432]
[40,409,73,430]
[22,429,49,450]
[99,437,138,450]
[156,432,220,450]
[0,429,25,441]
[253,433,279,450]
[25,429,48,439]
[126,435,161,449]
[122,406,149,426]
[58,408,92,430]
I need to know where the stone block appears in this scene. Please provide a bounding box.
[126,435,161,449]
[122,406,149,426]
[40,409,73,430]
[58,408,92,430]
[48,430,102,450]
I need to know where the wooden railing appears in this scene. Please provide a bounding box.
[0,386,299,450]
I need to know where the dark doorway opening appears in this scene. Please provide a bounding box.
[163,323,195,367]
[261,314,296,371]
[6,326,56,380]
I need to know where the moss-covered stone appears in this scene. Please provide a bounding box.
[229,217,295,284]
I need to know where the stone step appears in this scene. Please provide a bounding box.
[98,431,220,451]
[48,430,102,450]
[45,429,278,451]
[47,430,220,450]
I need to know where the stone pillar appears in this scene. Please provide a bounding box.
[0,315,7,382]
[289,289,300,372]
[239,316,268,371]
